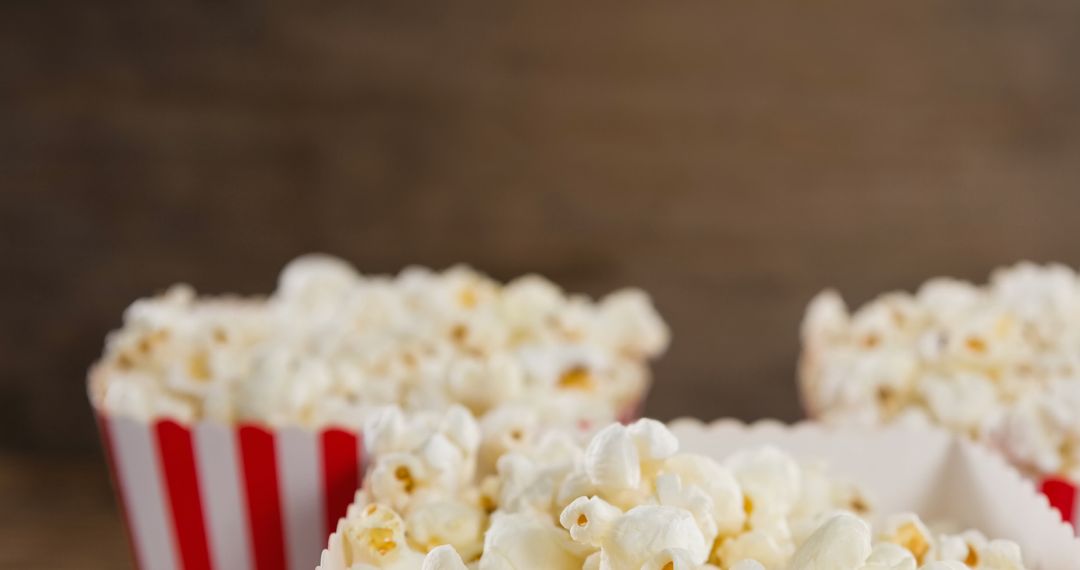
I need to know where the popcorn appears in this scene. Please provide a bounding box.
[789,513,872,570]
[584,423,645,492]
[405,500,486,561]
[90,255,669,429]
[800,262,1080,482]
[480,512,587,569]
[600,505,709,568]
[320,416,1027,570]
[978,540,1025,570]
[878,514,932,566]
[860,543,916,570]
[420,546,467,570]
[341,503,421,568]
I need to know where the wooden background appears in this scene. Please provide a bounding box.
[3,1,1080,565]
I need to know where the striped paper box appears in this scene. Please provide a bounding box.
[97,413,364,570]
[1041,476,1079,532]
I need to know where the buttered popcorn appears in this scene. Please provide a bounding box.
[89,254,669,428]
[800,262,1080,482]
[319,415,1025,570]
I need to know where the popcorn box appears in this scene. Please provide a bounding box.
[1041,476,1080,528]
[96,410,365,570]
[667,419,1080,569]
[89,257,668,570]
[801,389,1080,535]
[94,399,647,570]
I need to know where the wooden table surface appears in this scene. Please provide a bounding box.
[0,455,129,569]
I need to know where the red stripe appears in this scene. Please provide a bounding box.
[97,414,142,569]
[239,425,287,570]
[1041,476,1078,526]
[155,420,213,570]
[321,429,362,535]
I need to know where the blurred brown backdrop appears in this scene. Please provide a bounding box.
[3,1,1080,565]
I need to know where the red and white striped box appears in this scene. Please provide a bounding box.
[96,411,364,570]
[1041,476,1079,531]
[96,399,647,570]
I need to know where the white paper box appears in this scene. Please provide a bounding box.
[668,418,1080,570]
[317,418,1080,570]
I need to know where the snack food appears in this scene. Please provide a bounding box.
[799,262,1080,524]
[91,254,668,428]
[89,254,668,570]
[319,414,1028,569]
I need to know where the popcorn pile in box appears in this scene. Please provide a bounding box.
[320,411,1070,569]
[800,263,1080,526]
[88,254,1080,570]
[88,255,668,570]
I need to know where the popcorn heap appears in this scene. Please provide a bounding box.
[319,411,1025,569]
[89,255,669,428]
[800,262,1080,481]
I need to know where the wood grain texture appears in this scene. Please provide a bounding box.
[4,1,1080,459]
[0,455,128,568]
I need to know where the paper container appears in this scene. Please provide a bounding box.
[96,410,364,570]
[1041,476,1080,528]
[798,377,1080,535]
[668,419,1080,569]
[95,393,646,570]
[317,418,1080,569]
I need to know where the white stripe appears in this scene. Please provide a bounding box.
[277,427,325,570]
[109,416,178,570]
[1074,488,1080,530]
[194,422,253,570]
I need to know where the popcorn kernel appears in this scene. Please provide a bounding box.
[458,288,478,309]
[395,466,416,493]
[188,352,211,381]
[890,522,929,564]
[558,366,595,391]
[369,527,397,556]
[965,544,979,567]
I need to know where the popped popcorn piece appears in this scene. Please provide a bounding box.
[800,262,1080,483]
[789,513,872,570]
[420,545,467,570]
[342,503,423,568]
[91,256,668,430]
[879,513,932,566]
[405,499,486,560]
[713,528,792,569]
[584,423,645,492]
[979,540,1025,570]
[479,512,586,570]
[860,542,916,570]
